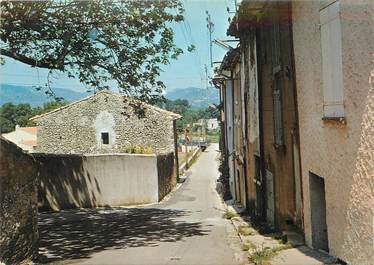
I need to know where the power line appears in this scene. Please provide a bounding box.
[206,10,214,68]
[180,0,205,89]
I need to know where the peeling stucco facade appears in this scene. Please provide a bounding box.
[292,0,374,264]
[32,91,180,155]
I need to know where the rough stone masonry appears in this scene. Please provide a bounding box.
[31,91,181,155]
[0,137,39,264]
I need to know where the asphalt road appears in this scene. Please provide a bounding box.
[38,144,244,265]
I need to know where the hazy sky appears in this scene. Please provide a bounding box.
[0,0,235,92]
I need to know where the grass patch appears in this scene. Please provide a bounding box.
[248,244,293,265]
[238,224,256,236]
[222,210,238,220]
[242,241,256,251]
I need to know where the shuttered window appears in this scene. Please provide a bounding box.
[320,0,345,118]
[273,75,284,146]
[271,23,284,147]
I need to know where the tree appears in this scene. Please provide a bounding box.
[162,99,190,115]
[0,101,68,133]
[0,103,36,132]
[0,103,16,133]
[0,1,186,103]
[157,98,219,133]
[40,101,68,114]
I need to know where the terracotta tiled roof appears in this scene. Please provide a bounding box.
[19,127,38,135]
[22,139,37,147]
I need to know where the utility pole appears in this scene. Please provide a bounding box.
[185,128,190,169]
[206,11,214,68]
[204,64,208,89]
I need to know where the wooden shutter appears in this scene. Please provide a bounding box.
[271,22,284,147]
[273,76,284,146]
[271,23,281,74]
[320,0,345,117]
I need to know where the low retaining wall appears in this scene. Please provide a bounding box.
[0,138,39,264]
[179,147,201,176]
[34,152,176,211]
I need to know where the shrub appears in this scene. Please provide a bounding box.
[238,224,256,236]
[121,145,154,154]
[222,210,238,219]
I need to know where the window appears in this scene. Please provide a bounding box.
[320,0,345,118]
[271,22,284,147]
[101,132,109,144]
[273,78,284,147]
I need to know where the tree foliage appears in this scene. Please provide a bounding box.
[0,101,67,133]
[0,0,185,103]
[158,99,218,133]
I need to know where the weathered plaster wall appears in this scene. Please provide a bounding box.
[36,152,176,210]
[0,138,38,264]
[224,80,236,200]
[233,63,247,208]
[242,31,257,216]
[34,92,176,154]
[292,0,374,263]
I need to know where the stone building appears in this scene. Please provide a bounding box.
[31,91,181,155]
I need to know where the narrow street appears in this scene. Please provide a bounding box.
[38,144,245,265]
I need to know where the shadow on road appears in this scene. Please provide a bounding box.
[38,207,210,263]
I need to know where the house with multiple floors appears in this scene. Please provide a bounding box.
[215,1,373,264]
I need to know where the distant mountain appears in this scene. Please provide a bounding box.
[0,84,89,106]
[0,84,220,109]
[165,87,219,109]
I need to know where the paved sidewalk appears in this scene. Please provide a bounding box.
[224,202,339,265]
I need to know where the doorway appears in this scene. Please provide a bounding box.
[309,172,329,251]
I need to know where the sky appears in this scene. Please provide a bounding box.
[0,0,236,93]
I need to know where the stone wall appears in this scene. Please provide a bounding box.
[157,152,177,201]
[35,152,176,211]
[0,138,38,264]
[33,91,178,155]
[292,1,374,264]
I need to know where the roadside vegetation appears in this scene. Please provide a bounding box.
[222,210,238,220]
[248,244,292,265]
[121,145,154,154]
[241,241,256,251]
[238,224,256,236]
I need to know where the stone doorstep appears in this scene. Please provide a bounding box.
[223,200,338,265]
